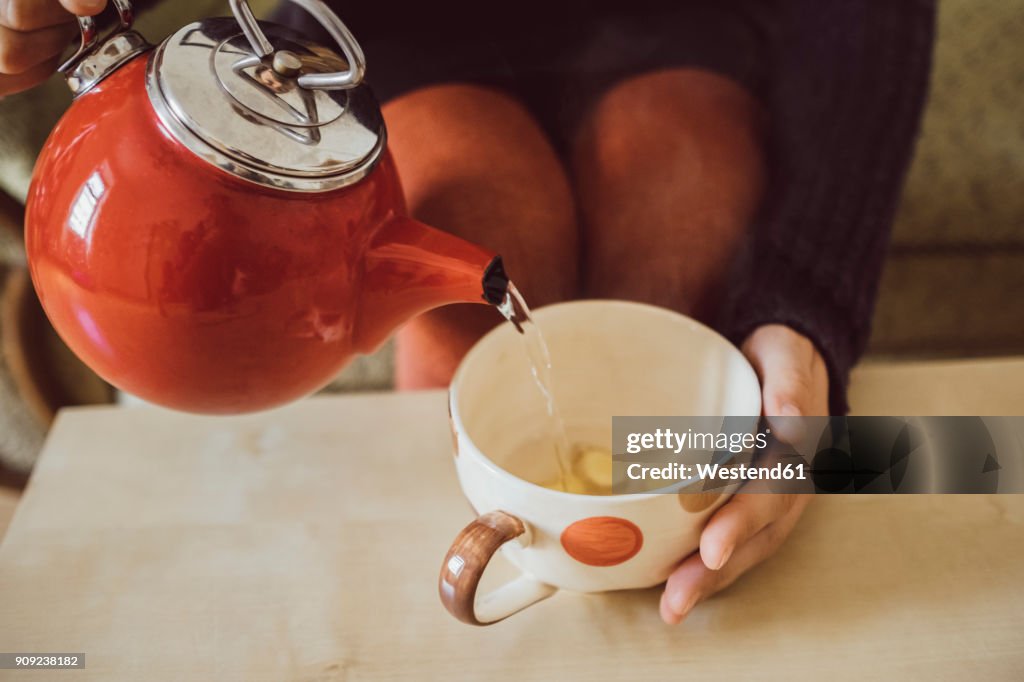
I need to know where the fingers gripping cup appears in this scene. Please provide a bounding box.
[441,301,762,624]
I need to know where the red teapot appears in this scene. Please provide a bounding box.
[25,0,509,414]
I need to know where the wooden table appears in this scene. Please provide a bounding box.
[1,359,1023,680]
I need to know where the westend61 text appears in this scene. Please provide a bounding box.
[626,462,808,482]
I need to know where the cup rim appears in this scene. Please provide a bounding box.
[448,299,761,502]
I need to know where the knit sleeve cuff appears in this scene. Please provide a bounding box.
[721,246,867,416]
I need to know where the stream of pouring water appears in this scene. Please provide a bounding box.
[496,283,574,485]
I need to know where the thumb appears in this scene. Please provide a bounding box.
[59,0,108,17]
[740,325,829,441]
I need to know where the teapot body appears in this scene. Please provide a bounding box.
[26,56,410,413]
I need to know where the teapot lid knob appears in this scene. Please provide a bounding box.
[229,0,366,90]
[272,51,304,78]
[145,0,385,193]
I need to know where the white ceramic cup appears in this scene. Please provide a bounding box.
[441,300,761,624]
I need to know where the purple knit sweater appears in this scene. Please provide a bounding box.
[720,1,936,413]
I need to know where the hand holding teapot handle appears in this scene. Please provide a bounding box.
[0,0,108,96]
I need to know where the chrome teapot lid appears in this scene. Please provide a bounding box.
[62,0,385,193]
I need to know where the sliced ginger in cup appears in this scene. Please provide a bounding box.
[543,444,614,495]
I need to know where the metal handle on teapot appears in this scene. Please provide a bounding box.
[60,0,364,96]
[59,0,134,72]
[229,0,366,90]
[59,0,148,95]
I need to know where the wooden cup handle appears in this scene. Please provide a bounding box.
[439,511,557,625]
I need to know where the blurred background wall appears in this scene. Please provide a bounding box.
[873,0,1024,358]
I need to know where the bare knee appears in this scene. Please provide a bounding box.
[385,85,546,197]
[575,69,766,205]
[385,84,579,305]
[574,69,766,317]
[385,84,580,388]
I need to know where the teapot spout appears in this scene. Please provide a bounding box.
[355,215,510,352]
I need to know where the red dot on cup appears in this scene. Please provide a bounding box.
[560,516,643,566]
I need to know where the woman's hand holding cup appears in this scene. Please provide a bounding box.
[660,324,826,625]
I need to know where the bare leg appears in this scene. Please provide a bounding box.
[384,85,579,389]
[573,69,767,322]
